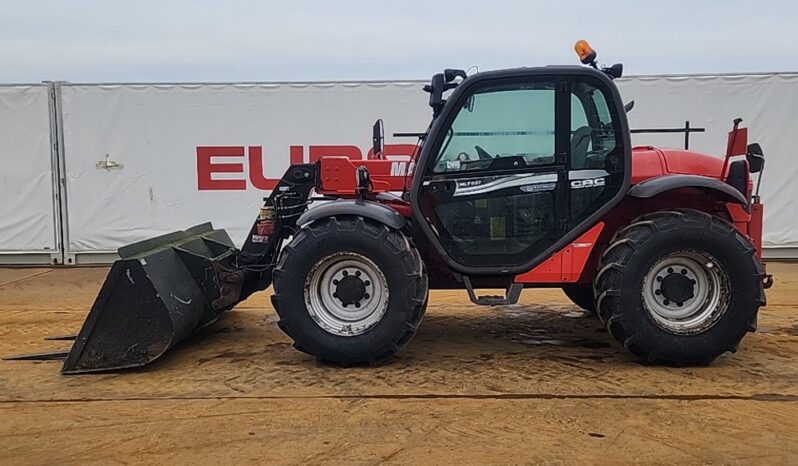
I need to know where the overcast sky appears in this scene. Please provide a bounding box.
[1,0,794,83]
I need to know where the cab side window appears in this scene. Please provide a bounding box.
[570,83,617,170]
[569,82,623,224]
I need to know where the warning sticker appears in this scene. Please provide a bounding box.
[490,217,506,240]
[251,235,270,243]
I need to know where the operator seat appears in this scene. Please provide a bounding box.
[570,126,592,169]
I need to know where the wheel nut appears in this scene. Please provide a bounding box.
[355,271,361,277]
[343,271,349,276]
[364,293,370,299]
[364,280,371,286]
[655,289,661,296]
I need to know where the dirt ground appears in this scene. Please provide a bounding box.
[1,263,797,465]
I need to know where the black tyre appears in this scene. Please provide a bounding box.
[594,209,766,365]
[562,285,596,313]
[272,216,428,365]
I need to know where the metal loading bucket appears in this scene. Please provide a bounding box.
[61,223,245,374]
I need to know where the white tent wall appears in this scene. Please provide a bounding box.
[4,73,796,264]
[58,82,429,263]
[0,84,61,265]
[615,73,798,255]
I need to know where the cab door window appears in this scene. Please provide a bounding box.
[419,81,562,268]
[433,83,557,173]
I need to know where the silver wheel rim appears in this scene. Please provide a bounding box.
[305,252,389,336]
[642,250,730,334]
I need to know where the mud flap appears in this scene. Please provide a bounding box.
[61,223,246,374]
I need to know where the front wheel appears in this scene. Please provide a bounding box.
[272,216,428,365]
[594,209,766,365]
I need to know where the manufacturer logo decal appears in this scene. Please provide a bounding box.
[570,177,606,189]
[389,161,415,177]
[520,182,556,192]
[458,179,485,188]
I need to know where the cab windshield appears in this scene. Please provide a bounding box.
[433,83,556,173]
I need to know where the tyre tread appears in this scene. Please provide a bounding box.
[594,208,765,365]
[272,216,427,366]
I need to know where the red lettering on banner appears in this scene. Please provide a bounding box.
[290,145,304,164]
[197,145,375,191]
[249,145,307,189]
[248,146,277,190]
[197,146,246,190]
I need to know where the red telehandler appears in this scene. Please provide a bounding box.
[10,41,772,373]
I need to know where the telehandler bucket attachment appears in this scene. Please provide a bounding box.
[6,165,313,374]
[59,223,246,374]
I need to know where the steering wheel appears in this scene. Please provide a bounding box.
[475,145,493,160]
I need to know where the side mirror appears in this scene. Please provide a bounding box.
[604,63,623,79]
[372,119,384,159]
[426,73,446,117]
[747,143,764,173]
[574,40,623,79]
[444,69,467,82]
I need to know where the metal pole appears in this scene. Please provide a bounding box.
[684,120,690,150]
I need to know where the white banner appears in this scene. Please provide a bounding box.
[57,74,798,258]
[617,73,798,249]
[0,84,58,260]
[60,82,429,253]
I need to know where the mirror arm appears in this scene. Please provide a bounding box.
[372,119,385,159]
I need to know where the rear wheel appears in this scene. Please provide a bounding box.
[594,209,766,365]
[272,216,427,365]
[562,285,596,313]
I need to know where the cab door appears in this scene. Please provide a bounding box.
[411,69,630,275]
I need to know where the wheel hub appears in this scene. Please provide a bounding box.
[658,271,696,305]
[642,251,730,334]
[334,274,367,306]
[305,252,388,336]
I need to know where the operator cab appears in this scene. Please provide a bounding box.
[411,43,631,274]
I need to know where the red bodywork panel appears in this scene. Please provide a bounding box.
[314,141,764,284]
[513,223,604,284]
[320,146,731,193]
[727,201,764,257]
[319,147,731,193]
[630,146,726,181]
[318,157,411,195]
